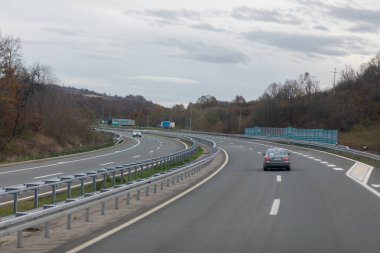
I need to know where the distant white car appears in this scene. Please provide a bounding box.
[132,130,142,137]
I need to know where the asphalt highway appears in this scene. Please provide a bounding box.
[79,135,380,253]
[0,131,186,187]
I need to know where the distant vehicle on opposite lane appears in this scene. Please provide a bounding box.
[263,148,291,171]
[132,130,142,137]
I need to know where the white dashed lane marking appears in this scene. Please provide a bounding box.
[371,184,380,188]
[270,199,281,216]
[34,172,63,179]
[99,162,114,166]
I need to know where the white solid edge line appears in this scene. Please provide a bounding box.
[222,136,380,197]
[363,166,374,185]
[66,148,230,253]
[270,199,281,215]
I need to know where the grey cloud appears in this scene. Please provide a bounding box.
[157,40,248,64]
[329,6,380,33]
[42,27,83,36]
[145,9,199,20]
[190,23,225,32]
[349,23,379,34]
[125,9,200,26]
[329,6,380,24]
[243,30,370,57]
[232,6,301,25]
[296,1,380,34]
[314,25,329,31]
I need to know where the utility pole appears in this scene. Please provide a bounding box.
[332,68,337,87]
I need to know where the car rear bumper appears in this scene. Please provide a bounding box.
[263,162,291,168]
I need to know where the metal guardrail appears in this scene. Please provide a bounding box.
[174,130,380,165]
[246,135,380,163]
[0,134,219,248]
[0,135,197,214]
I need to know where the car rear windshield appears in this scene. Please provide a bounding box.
[268,149,287,156]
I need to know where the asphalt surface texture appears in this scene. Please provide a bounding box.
[78,134,380,253]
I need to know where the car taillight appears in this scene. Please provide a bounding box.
[264,155,270,161]
[284,156,289,161]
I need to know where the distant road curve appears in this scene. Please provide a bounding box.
[0,131,186,187]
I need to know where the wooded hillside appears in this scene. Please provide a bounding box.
[1,30,379,157]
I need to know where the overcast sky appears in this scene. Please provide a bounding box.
[1,0,379,107]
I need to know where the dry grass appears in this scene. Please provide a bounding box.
[339,124,380,155]
[0,132,114,163]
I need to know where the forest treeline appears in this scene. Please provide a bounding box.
[0,32,112,161]
[1,31,379,158]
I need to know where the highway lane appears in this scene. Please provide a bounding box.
[0,132,186,187]
[78,135,380,253]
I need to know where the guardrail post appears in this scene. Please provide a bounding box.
[13,192,19,214]
[115,197,119,210]
[80,178,85,196]
[167,179,170,187]
[128,168,131,181]
[33,188,39,208]
[134,167,138,180]
[101,202,106,215]
[112,171,116,187]
[137,190,140,201]
[154,184,157,193]
[172,177,175,185]
[51,185,57,204]
[44,221,50,238]
[102,174,107,189]
[92,176,97,192]
[85,208,90,222]
[181,173,184,181]
[177,175,179,183]
[67,181,72,199]
[127,192,131,205]
[67,214,72,229]
[146,186,149,197]
[17,231,23,248]
[140,165,144,177]
[120,170,125,184]
[161,181,164,190]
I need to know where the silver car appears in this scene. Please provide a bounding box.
[132,130,142,137]
[263,148,291,171]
